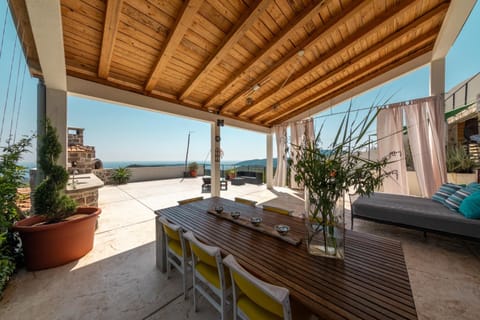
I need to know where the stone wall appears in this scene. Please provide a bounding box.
[66,188,99,207]
[92,168,115,185]
[68,127,84,146]
[68,127,96,174]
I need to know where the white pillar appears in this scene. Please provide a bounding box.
[430,58,445,97]
[210,122,221,197]
[266,133,273,189]
[37,82,68,170]
[46,87,68,168]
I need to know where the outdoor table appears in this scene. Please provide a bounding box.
[155,197,417,320]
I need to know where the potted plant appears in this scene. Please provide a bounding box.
[111,167,131,184]
[446,145,476,184]
[0,136,33,294]
[189,162,199,177]
[227,168,236,180]
[13,120,101,270]
[290,106,390,259]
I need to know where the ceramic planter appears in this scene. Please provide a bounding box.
[13,207,101,270]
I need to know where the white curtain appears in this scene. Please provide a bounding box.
[289,119,315,189]
[405,100,438,197]
[273,124,288,187]
[426,96,447,188]
[377,107,408,194]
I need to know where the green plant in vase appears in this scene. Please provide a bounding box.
[290,105,391,258]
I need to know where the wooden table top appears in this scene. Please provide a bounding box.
[156,197,417,320]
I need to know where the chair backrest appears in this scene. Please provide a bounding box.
[262,205,293,216]
[234,197,257,207]
[177,196,204,205]
[223,254,291,320]
[159,216,188,257]
[183,231,227,289]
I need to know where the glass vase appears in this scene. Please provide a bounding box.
[304,194,345,259]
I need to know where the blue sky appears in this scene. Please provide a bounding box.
[1,2,480,163]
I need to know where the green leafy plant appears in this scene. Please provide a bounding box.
[290,105,391,254]
[111,167,131,185]
[446,145,474,173]
[0,136,33,294]
[34,120,77,221]
[188,162,199,171]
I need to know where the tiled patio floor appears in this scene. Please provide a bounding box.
[1,177,479,319]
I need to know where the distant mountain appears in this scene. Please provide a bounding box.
[235,158,278,167]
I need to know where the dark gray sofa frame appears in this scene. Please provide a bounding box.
[351,193,480,240]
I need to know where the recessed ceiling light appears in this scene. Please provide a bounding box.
[298,50,305,57]
[252,83,261,91]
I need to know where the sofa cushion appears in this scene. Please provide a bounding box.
[352,192,480,239]
[445,188,471,212]
[432,183,462,205]
[459,192,480,219]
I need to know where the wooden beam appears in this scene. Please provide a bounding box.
[218,0,371,112]
[144,0,204,92]
[265,42,435,125]
[67,76,271,133]
[249,3,448,120]
[286,52,432,124]
[238,0,425,118]
[178,0,273,101]
[203,0,327,109]
[98,0,123,79]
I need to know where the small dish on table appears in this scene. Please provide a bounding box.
[250,216,262,226]
[275,224,290,236]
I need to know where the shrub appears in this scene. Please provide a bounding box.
[446,145,475,173]
[34,120,77,221]
[111,167,131,184]
[0,136,33,294]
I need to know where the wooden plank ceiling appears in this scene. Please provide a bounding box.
[15,0,451,127]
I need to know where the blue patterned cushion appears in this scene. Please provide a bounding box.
[445,188,471,212]
[432,183,462,205]
[466,182,480,192]
[459,191,480,219]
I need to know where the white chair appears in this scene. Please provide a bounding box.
[223,254,292,320]
[159,216,190,299]
[183,231,231,320]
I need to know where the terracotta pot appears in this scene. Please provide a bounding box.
[190,170,197,177]
[13,207,101,270]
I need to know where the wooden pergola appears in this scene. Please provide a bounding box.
[8,0,476,194]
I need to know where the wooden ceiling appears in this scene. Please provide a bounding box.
[11,0,451,127]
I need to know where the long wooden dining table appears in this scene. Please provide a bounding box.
[155,197,417,320]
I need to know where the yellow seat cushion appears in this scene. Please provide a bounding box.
[196,262,230,289]
[233,272,284,317]
[168,239,183,257]
[237,294,282,320]
[263,206,291,216]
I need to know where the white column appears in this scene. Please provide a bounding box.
[266,133,273,189]
[210,122,221,197]
[46,87,68,168]
[430,58,445,97]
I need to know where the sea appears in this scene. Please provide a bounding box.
[18,160,244,170]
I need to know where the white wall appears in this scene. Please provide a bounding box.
[127,166,205,182]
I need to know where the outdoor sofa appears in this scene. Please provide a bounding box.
[351,192,480,240]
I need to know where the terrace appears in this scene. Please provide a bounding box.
[1,178,480,319]
[2,0,480,319]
